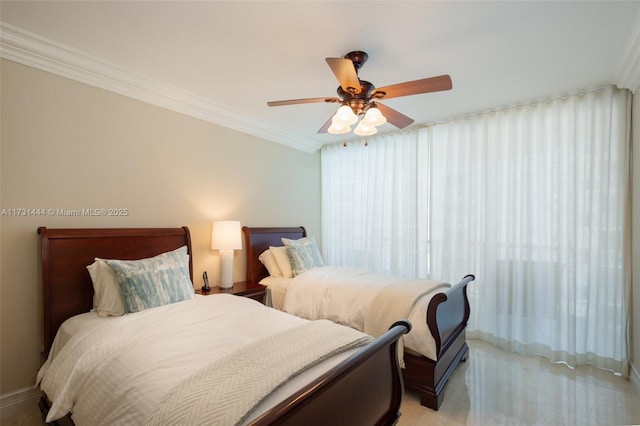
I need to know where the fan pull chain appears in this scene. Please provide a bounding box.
[341,140,369,147]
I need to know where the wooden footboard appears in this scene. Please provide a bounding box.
[250,320,411,425]
[402,274,475,410]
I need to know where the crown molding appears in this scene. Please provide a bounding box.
[616,8,640,93]
[0,22,321,153]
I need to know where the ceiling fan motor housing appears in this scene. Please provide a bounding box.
[338,80,375,115]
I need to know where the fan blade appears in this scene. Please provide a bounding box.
[326,57,361,94]
[373,75,452,100]
[317,114,334,134]
[376,103,414,129]
[268,97,340,107]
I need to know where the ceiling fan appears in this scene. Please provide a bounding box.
[267,50,452,136]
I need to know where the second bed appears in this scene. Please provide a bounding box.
[243,226,476,410]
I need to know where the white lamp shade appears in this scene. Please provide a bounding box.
[362,106,387,127]
[354,122,378,136]
[327,121,352,134]
[332,104,358,125]
[211,221,242,250]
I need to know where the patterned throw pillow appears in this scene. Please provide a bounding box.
[281,236,325,276]
[105,246,194,313]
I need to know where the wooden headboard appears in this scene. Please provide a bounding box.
[38,226,193,356]
[242,226,306,283]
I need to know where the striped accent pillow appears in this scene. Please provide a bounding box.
[106,246,194,313]
[282,236,324,276]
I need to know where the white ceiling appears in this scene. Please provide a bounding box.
[1,1,639,152]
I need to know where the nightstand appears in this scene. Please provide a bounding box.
[196,281,266,303]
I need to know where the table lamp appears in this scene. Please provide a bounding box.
[211,220,242,289]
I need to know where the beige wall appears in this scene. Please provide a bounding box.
[0,59,321,394]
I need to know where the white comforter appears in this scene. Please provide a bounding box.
[37,294,368,425]
[281,266,450,360]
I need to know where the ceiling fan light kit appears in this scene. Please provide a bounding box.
[268,50,452,138]
[327,102,387,135]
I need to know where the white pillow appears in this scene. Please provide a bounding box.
[87,259,125,317]
[269,246,293,278]
[258,249,283,277]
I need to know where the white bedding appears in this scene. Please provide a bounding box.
[263,266,450,360]
[37,294,366,425]
[261,276,291,310]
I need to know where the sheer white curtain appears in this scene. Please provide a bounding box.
[321,129,430,278]
[321,86,631,374]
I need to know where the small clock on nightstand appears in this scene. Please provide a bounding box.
[196,281,266,303]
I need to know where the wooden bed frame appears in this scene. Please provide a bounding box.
[243,226,476,411]
[37,226,409,426]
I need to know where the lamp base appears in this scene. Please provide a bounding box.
[218,249,234,289]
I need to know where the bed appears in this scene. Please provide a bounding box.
[242,226,475,411]
[37,226,411,426]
